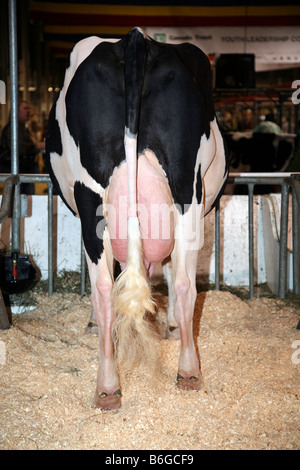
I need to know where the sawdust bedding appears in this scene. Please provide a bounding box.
[0,284,299,450]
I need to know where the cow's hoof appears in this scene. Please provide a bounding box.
[176,373,203,391]
[94,388,122,410]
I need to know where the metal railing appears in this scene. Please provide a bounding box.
[0,174,54,294]
[215,172,300,299]
[0,172,299,300]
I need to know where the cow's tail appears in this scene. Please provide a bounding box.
[111,28,158,372]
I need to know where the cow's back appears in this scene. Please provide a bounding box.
[46,31,226,216]
[46,29,227,266]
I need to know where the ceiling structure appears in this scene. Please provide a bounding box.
[0,0,297,121]
[1,2,299,137]
[29,1,300,61]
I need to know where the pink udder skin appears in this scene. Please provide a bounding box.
[106,151,175,277]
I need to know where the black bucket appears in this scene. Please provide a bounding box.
[0,252,37,295]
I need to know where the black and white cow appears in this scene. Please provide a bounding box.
[46,28,228,410]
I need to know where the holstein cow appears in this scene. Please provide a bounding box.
[46,28,228,410]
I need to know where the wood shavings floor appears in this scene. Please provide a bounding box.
[0,287,299,450]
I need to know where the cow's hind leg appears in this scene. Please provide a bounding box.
[84,261,122,335]
[171,231,203,391]
[86,229,121,410]
[74,183,121,409]
[162,259,180,340]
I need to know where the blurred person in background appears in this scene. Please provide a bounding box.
[0,100,45,194]
[253,113,282,134]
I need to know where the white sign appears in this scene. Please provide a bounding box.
[145,26,300,68]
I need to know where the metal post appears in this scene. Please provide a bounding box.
[291,180,300,295]
[8,0,20,252]
[292,185,300,294]
[248,184,254,299]
[278,182,289,299]
[214,201,220,290]
[47,181,53,294]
